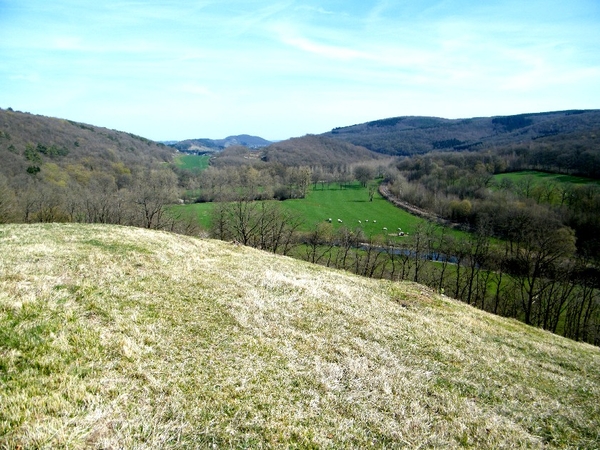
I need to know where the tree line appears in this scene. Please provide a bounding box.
[0,166,198,234]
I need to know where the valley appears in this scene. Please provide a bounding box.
[1,107,600,446]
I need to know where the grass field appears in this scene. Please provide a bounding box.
[280,183,426,235]
[174,172,600,236]
[2,223,599,448]
[175,182,456,239]
[493,170,600,186]
[173,154,210,171]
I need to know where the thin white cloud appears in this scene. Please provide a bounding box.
[279,33,366,60]
[365,0,392,26]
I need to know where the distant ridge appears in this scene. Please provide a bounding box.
[324,109,600,156]
[171,134,272,154]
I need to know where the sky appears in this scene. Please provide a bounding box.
[1,1,599,141]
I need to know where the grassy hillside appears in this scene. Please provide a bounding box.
[1,224,599,448]
[493,170,600,187]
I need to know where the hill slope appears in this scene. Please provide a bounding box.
[0,108,174,179]
[0,109,180,226]
[259,134,383,167]
[1,224,599,448]
[324,110,600,156]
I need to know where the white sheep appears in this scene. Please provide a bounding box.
[373,220,377,223]
[383,227,387,231]
[358,220,362,224]
[338,219,343,223]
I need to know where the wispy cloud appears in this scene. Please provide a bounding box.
[277,31,366,60]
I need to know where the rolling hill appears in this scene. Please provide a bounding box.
[0,108,180,227]
[1,223,599,448]
[257,134,383,167]
[323,110,600,156]
[0,108,175,180]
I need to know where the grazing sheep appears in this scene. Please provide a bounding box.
[373,220,377,223]
[328,218,332,223]
[338,219,343,223]
[365,219,369,222]
[383,227,387,231]
[358,220,362,224]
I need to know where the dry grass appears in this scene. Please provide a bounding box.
[1,223,599,449]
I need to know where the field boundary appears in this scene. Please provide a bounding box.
[378,182,462,229]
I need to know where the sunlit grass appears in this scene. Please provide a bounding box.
[2,223,599,448]
[175,182,465,239]
[280,182,426,235]
[173,154,210,171]
[493,170,600,186]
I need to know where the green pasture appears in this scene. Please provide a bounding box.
[173,154,210,171]
[170,202,214,230]
[493,170,600,186]
[280,182,424,236]
[175,182,465,240]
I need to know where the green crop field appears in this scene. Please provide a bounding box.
[173,154,210,171]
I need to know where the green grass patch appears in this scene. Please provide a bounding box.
[169,202,214,230]
[493,170,600,186]
[281,182,425,235]
[173,154,210,171]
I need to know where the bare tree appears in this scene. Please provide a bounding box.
[354,165,374,187]
[130,168,179,229]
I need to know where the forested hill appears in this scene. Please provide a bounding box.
[0,108,180,227]
[256,134,383,168]
[0,108,174,180]
[324,109,600,157]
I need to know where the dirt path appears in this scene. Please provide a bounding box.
[378,183,462,228]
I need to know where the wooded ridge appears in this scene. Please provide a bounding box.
[322,109,600,156]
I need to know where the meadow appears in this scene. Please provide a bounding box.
[492,170,600,186]
[173,154,211,171]
[175,182,459,239]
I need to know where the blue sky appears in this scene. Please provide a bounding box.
[1,0,599,141]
